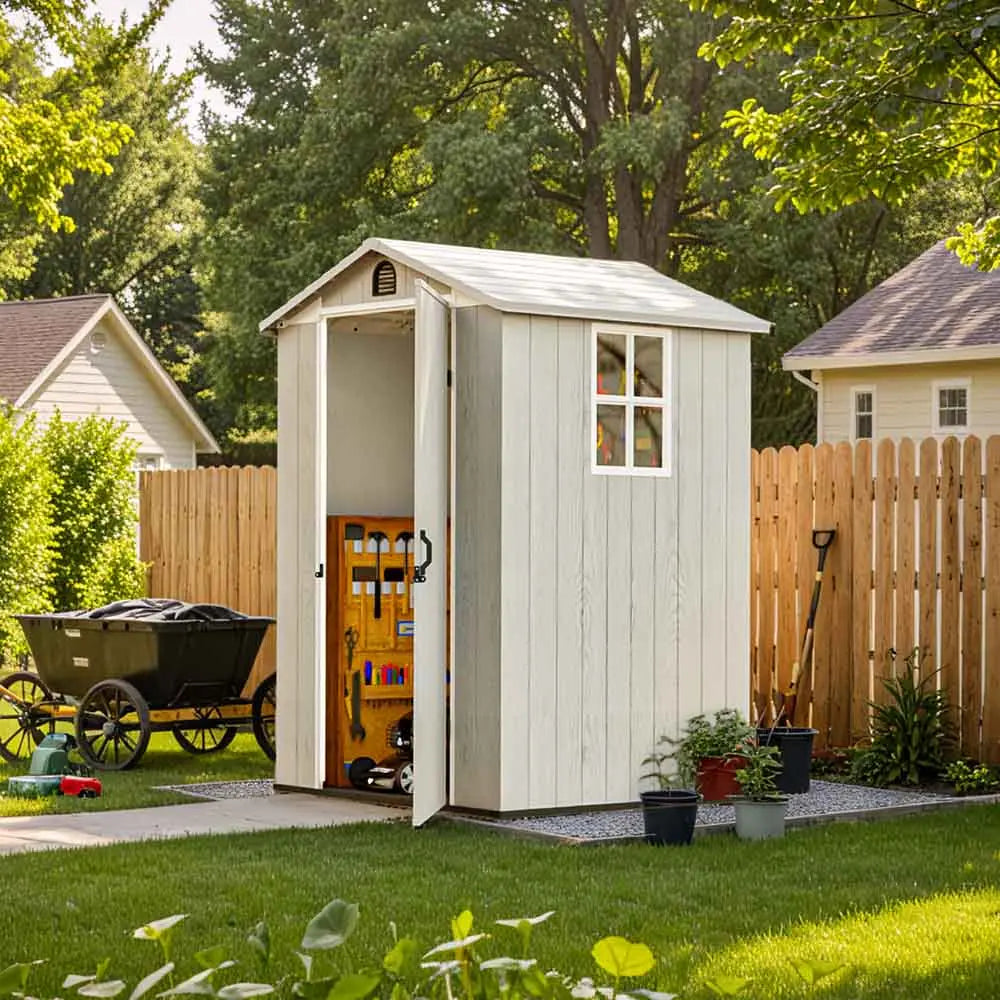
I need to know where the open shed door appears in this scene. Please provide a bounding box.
[412,280,449,826]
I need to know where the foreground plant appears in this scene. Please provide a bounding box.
[0,900,849,1000]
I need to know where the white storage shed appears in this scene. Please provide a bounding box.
[261,238,769,824]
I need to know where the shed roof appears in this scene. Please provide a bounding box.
[260,238,771,334]
[784,241,1000,370]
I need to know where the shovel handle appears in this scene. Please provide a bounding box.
[812,529,836,550]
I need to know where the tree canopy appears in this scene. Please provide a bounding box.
[696,0,1000,267]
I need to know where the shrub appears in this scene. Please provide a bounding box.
[945,760,1000,795]
[0,407,54,663]
[41,412,145,611]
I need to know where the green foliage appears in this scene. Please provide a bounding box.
[0,406,54,662]
[40,412,144,611]
[644,709,753,788]
[1,900,849,1000]
[945,760,1000,795]
[854,651,956,787]
[695,0,1000,268]
[730,740,783,801]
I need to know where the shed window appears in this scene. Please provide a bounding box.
[593,326,670,476]
[372,260,397,296]
[853,389,873,441]
[936,384,968,430]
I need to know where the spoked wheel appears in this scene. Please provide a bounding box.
[172,707,237,754]
[251,672,276,761]
[76,679,151,771]
[394,760,414,795]
[0,671,53,762]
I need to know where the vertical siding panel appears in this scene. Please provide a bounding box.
[918,437,939,679]
[528,317,559,808]
[940,437,962,724]
[605,479,632,802]
[581,470,608,802]
[630,478,656,795]
[851,440,873,740]
[699,333,728,712]
[725,336,751,713]
[873,439,896,698]
[499,315,532,811]
[962,436,983,759]
[983,437,1000,763]
[896,440,917,663]
[556,318,585,806]
[675,332,703,725]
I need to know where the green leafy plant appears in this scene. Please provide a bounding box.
[860,651,956,787]
[41,412,146,611]
[730,739,783,801]
[945,760,1000,795]
[0,899,849,1000]
[643,710,753,788]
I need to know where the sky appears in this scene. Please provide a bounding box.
[91,0,229,131]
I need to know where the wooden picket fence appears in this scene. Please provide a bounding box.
[138,467,277,695]
[751,434,1000,761]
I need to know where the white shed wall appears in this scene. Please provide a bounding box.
[493,318,750,813]
[28,319,197,468]
[327,326,414,515]
[818,360,1000,443]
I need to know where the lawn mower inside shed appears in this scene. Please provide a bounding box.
[6,733,103,799]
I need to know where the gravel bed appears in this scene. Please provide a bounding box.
[157,779,274,800]
[496,780,952,841]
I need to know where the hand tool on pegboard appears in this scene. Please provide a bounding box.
[344,626,365,741]
[369,531,388,620]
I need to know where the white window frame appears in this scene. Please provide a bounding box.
[932,378,971,435]
[851,385,876,443]
[591,324,672,477]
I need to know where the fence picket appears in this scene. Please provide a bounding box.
[918,437,939,680]
[757,448,779,724]
[873,439,896,697]
[827,442,854,746]
[962,436,983,759]
[811,444,836,745]
[851,440,873,740]
[940,437,961,726]
[795,444,815,728]
[896,439,917,661]
[984,439,1000,764]
[776,447,799,705]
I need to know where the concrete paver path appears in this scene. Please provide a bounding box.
[0,794,407,855]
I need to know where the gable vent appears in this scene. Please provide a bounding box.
[372,260,397,297]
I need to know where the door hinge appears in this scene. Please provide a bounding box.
[315,563,324,579]
[446,368,453,388]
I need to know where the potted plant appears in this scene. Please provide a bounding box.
[639,747,699,847]
[728,739,789,841]
[648,709,753,802]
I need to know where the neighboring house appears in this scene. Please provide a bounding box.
[0,294,218,467]
[783,241,1000,444]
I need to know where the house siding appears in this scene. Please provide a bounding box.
[819,360,1000,443]
[28,319,197,468]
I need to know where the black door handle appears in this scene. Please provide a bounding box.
[413,529,433,584]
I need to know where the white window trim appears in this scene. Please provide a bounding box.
[931,378,971,435]
[591,323,672,478]
[850,385,876,443]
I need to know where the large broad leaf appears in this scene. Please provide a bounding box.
[591,939,654,979]
[129,964,174,1000]
[78,981,127,998]
[215,984,275,1000]
[703,975,748,996]
[479,958,537,972]
[451,911,474,941]
[422,934,487,958]
[383,939,418,976]
[326,974,381,1000]
[194,949,227,972]
[157,965,235,997]
[301,902,359,951]
[134,917,187,942]
[0,964,43,993]
[248,924,270,968]
[495,912,555,929]
[292,976,337,1000]
[64,976,97,989]
[788,959,845,985]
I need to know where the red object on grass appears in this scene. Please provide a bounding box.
[59,775,103,798]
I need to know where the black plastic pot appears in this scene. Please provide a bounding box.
[756,727,818,794]
[639,789,699,846]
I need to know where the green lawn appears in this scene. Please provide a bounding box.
[3,806,1000,999]
[0,732,271,816]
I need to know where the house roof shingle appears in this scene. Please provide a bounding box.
[0,294,110,403]
[784,241,1000,365]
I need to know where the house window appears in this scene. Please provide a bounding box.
[935,382,969,431]
[853,388,874,441]
[133,454,161,472]
[593,326,670,476]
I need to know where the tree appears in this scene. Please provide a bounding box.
[695,0,1000,267]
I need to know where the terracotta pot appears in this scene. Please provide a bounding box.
[696,756,742,802]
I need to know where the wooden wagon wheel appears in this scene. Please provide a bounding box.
[251,672,276,761]
[172,707,237,754]
[75,679,151,771]
[0,671,53,762]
